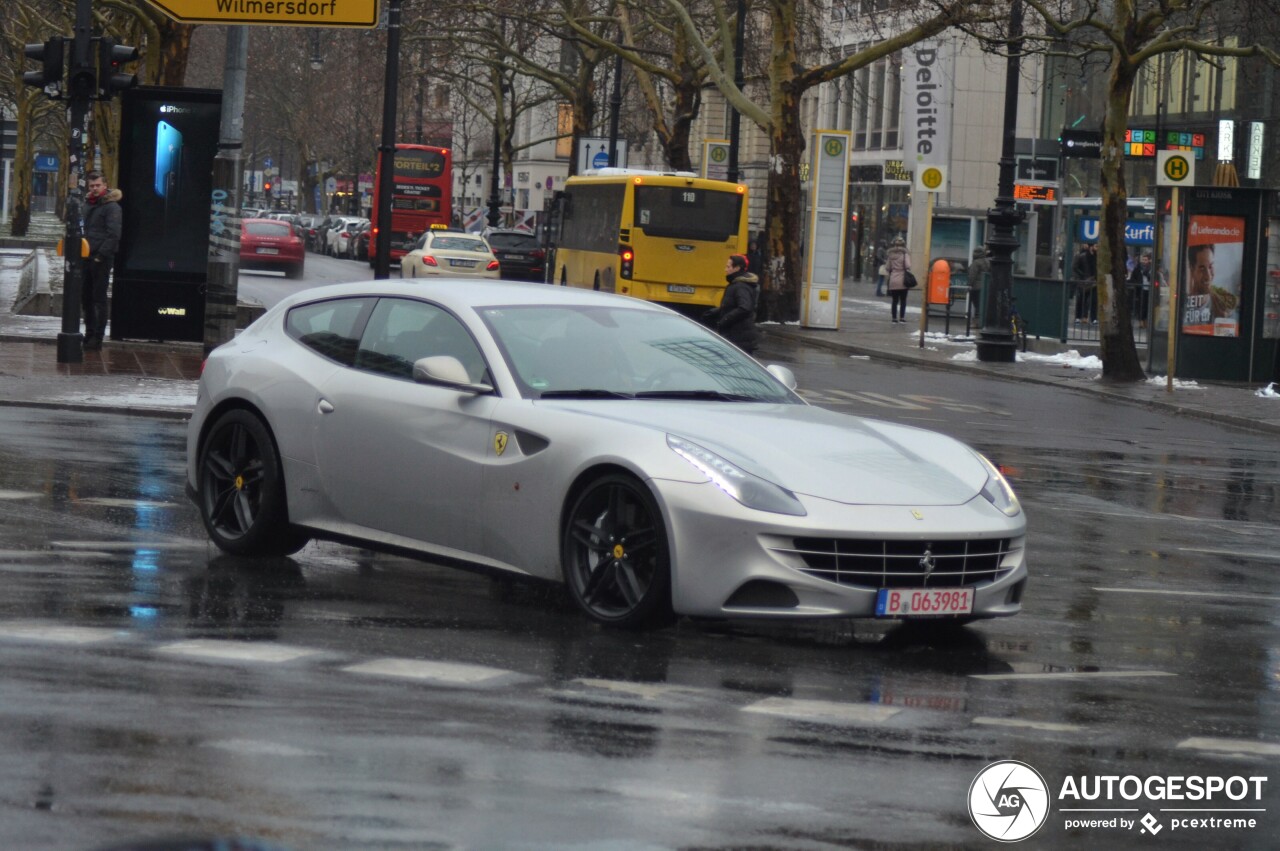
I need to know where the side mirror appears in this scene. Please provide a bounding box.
[766,364,797,391]
[413,355,492,394]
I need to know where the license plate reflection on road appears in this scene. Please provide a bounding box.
[875,588,974,616]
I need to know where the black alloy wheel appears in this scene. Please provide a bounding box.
[562,474,673,628]
[198,409,309,557]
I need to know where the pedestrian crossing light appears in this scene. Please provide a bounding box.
[97,37,138,99]
[22,37,65,96]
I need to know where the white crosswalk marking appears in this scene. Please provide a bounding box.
[1177,737,1280,758]
[973,716,1085,733]
[0,623,118,644]
[971,670,1175,681]
[343,658,522,686]
[156,640,321,663]
[742,697,901,725]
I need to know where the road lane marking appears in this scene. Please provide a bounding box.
[1174,547,1280,562]
[156,640,320,663]
[74,498,181,509]
[971,670,1175,681]
[1095,587,1280,602]
[0,623,118,644]
[1177,737,1280,758]
[0,490,42,500]
[343,658,524,686]
[51,540,209,551]
[572,678,713,701]
[742,697,901,725]
[973,716,1085,733]
[203,739,323,758]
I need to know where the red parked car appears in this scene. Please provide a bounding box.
[240,218,305,279]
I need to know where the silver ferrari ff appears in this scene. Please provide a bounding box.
[187,279,1026,628]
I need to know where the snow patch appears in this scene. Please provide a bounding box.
[1146,376,1207,391]
[1256,382,1280,398]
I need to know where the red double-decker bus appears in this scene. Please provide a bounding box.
[371,143,453,261]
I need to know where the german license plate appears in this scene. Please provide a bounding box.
[256,247,279,255]
[876,588,974,617]
[450,259,476,268]
[667,284,696,294]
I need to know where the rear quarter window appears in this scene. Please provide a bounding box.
[285,298,374,365]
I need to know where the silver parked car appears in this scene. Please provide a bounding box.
[187,280,1027,628]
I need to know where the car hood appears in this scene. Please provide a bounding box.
[538,401,988,506]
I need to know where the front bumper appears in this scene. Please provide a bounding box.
[652,479,1027,620]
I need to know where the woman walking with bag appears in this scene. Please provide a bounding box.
[885,236,913,324]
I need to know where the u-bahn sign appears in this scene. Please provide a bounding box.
[142,0,378,26]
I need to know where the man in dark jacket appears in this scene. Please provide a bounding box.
[705,254,760,354]
[82,171,122,350]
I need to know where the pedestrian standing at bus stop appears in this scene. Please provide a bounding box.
[885,236,912,323]
[82,171,122,351]
[705,254,760,354]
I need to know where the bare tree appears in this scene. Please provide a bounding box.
[1020,0,1280,381]
[665,0,994,321]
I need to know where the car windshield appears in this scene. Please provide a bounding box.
[479,304,797,403]
[244,222,292,237]
[487,232,538,250]
[431,236,489,253]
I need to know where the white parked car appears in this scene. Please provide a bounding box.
[187,280,1027,629]
[325,217,368,257]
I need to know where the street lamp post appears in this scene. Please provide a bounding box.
[373,0,402,279]
[977,0,1024,363]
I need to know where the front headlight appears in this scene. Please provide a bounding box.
[976,453,1021,517]
[667,435,806,516]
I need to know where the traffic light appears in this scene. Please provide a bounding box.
[22,37,65,95]
[97,37,138,99]
[263,180,273,196]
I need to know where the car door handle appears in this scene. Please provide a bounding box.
[318,398,335,414]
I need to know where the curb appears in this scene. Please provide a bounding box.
[0,398,192,421]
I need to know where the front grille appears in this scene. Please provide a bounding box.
[780,537,1016,589]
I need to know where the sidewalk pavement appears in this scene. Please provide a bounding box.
[1,263,1278,434]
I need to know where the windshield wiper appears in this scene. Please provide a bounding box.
[538,389,635,400]
[634,390,757,402]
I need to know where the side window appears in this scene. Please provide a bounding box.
[355,298,490,384]
[285,298,372,365]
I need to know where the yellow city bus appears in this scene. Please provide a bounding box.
[549,170,749,314]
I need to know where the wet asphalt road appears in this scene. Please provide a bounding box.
[0,335,1278,850]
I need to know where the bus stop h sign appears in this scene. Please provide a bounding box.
[142,0,378,26]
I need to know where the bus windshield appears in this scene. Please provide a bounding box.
[633,186,743,242]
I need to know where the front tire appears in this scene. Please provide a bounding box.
[198,409,309,557]
[562,474,673,629]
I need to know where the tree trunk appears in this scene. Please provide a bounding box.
[9,96,36,237]
[661,78,699,172]
[762,93,805,322]
[1097,55,1145,382]
[154,21,195,87]
[760,0,802,322]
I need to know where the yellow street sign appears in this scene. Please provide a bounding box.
[917,165,947,193]
[141,0,378,27]
[1157,150,1194,187]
